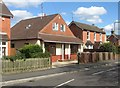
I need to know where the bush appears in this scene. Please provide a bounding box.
[2,52,25,61]
[19,44,50,58]
[99,42,117,53]
[31,51,50,58]
[19,44,43,58]
[116,46,120,54]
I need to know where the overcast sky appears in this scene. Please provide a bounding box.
[3,0,119,35]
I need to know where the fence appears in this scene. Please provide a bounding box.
[79,52,119,64]
[2,58,51,74]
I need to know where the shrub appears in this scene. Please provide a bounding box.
[116,46,120,54]
[31,51,50,58]
[99,42,117,53]
[19,44,43,58]
[19,44,50,58]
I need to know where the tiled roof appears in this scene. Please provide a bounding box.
[107,34,120,40]
[39,33,83,44]
[0,2,13,17]
[69,21,106,34]
[11,14,58,40]
[85,40,94,45]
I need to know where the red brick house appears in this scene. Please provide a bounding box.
[11,14,83,62]
[69,21,106,49]
[0,1,13,58]
[107,31,120,46]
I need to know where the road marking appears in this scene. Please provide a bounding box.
[54,79,75,88]
[92,67,119,76]
[92,71,105,75]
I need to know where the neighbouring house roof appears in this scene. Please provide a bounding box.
[69,21,106,34]
[85,40,94,46]
[107,34,120,40]
[0,2,13,17]
[39,33,83,44]
[11,14,58,40]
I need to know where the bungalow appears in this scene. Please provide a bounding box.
[11,14,83,62]
[0,1,13,58]
[69,21,106,49]
[107,30,120,46]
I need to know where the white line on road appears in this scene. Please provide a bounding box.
[92,71,105,75]
[54,79,75,88]
[92,67,119,76]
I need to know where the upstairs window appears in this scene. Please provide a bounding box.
[94,32,96,41]
[60,24,66,32]
[87,31,90,40]
[52,23,58,31]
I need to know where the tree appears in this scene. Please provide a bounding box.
[99,42,116,53]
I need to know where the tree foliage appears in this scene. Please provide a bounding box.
[99,42,117,53]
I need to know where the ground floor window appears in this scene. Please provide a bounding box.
[71,44,78,54]
[0,41,7,58]
[86,45,93,49]
[45,43,56,55]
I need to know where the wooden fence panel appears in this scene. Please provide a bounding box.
[2,58,51,74]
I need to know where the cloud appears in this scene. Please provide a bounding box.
[4,0,45,8]
[11,10,34,23]
[104,21,120,35]
[66,21,70,25]
[73,6,107,24]
[61,12,67,15]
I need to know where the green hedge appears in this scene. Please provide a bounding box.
[2,44,50,61]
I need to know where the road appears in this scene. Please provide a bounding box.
[5,61,119,88]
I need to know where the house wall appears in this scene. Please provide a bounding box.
[69,24,83,39]
[108,35,119,46]
[69,24,106,45]
[12,39,38,49]
[40,15,75,37]
[0,16,11,56]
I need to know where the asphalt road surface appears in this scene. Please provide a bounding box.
[6,61,119,88]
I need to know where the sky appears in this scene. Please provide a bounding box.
[3,0,119,35]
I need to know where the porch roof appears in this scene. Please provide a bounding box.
[39,33,83,44]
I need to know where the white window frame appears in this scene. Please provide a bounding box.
[94,32,96,41]
[87,31,90,40]
[60,24,66,32]
[100,33,102,41]
[0,41,8,58]
[52,23,58,31]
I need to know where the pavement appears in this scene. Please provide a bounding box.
[1,59,120,86]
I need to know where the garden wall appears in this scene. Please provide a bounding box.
[79,52,119,64]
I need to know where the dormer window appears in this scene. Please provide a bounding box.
[60,24,65,32]
[87,31,90,40]
[25,24,31,29]
[52,23,58,31]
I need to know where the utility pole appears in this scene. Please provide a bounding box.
[41,3,43,17]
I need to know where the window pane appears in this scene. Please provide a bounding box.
[11,43,15,48]
[2,42,6,45]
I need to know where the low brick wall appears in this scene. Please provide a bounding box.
[79,52,119,64]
